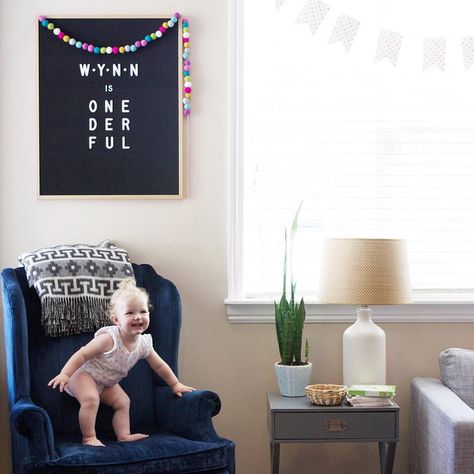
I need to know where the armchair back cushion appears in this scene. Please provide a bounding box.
[8,263,181,436]
[439,348,474,409]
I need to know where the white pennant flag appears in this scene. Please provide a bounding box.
[295,0,330,35]
[461,37,474,71]
[423,38,446,71]
[275,0,286,9]
[375,30,403,66]
[329,14,360,52]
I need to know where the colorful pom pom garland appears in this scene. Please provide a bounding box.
[39,14,192,116]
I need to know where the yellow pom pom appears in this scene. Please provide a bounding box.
[119,46,125,54]
[63,35,70,42]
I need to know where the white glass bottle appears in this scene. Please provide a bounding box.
[343,306,386,387]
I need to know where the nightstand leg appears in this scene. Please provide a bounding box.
[270,441,280,474]
[379,441,396,474]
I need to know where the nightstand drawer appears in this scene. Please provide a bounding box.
[274,411,397,440]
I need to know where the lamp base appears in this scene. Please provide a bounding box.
[343,307,386,387]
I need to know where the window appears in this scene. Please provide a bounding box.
[228,0,474,315]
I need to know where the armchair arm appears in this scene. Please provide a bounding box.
[411,377,474,474]
[11,397,57,463]
[154,387,222,441]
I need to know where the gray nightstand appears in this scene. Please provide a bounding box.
[267,392,399,474]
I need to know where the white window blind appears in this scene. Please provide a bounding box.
[235,0,474,300]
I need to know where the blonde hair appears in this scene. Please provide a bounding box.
[108,277,151,320]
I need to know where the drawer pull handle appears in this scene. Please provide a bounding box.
[325,420,346,432]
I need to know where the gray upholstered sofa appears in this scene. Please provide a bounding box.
[410,348,474,474]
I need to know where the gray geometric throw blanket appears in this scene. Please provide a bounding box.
[18,240,135,337]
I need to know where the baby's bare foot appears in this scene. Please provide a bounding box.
[83,436,105,446]
[118,433,149,442]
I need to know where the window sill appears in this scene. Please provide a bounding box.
[224,296,474,323]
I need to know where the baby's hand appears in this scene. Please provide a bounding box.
[48,373,70,392]
[171,382,196,397]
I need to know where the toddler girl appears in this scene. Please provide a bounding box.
[49,278,195,446]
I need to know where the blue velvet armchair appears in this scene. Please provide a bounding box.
[2,264,235,474]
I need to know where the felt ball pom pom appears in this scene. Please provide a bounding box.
[41,20,49,27]
[58,32,65,39]
[184,87,192,93]
[174,12,181,18]
[119,46,125,53]
[131,45,137,52]
[184,109,190,116]
[100,47,106,54]
[38,16,46,22]
[69,38,76,46]
[53,28,61,35]
[125,45,131,52]
[76,41,82,48]
[135,40,141,48]
[145,35,152,42]
[112,47,119,54]
[47,23,55,30]
[105,46,111,54]
[141,39,147,47]
[63,35,70,43]
[156,31,163,37]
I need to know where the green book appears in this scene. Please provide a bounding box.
[347,384,396,397]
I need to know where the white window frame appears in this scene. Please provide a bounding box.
[225,0,474,323]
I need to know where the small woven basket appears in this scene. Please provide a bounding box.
[305,384,347,406]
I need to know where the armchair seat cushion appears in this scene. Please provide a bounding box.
[49,432,229,472]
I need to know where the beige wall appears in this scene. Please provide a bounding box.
[1,1,473,473]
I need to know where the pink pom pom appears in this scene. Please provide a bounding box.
[184,60,191,66]
[112,47,119,54]
[134,40,141,48]
[184,109,190,116]
[184,65,190,72]
[88,45,94,52]
[141,39,147,47]
[38,16,46,22]
[58,32,65,39]
[174,12,181,18]
[82,42,89,50]
[184,87,192,93]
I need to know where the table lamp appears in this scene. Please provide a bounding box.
[318,238,412,386]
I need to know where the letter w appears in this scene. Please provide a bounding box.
[79,64,90,77]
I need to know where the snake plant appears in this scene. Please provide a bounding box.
[274,203,309,366]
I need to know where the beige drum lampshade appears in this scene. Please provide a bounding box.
[319,238,412,305]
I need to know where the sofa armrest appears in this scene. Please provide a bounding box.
[154,387,222,441]
[410,377,474,474]
[11,397,57,463]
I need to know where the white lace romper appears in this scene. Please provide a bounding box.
[73,325,153,394]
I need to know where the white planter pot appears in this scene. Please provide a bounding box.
[274,362,313,397]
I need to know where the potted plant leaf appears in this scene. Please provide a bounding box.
[274,203,312,396]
